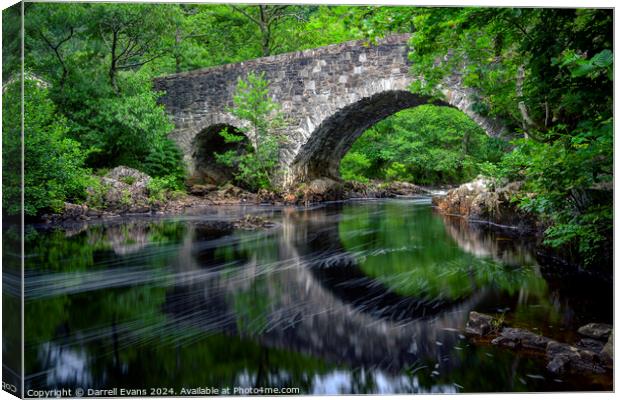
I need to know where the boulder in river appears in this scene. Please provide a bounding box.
[576,338,606,353]
[577,323,613,340]
[467,310,612,376]
[432,176,493,216]
[546,341,606,375]
[491,327,552,350]
[192,221,235,237]
[601,331,613,366]
[465,311,503,336]
[87,166,153,213]
[432,177,538,232]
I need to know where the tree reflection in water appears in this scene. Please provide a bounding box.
[19,200,612,393]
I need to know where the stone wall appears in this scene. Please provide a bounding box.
[154,34,506,186]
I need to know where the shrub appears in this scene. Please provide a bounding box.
[147,176,183,204]
[84,177,108,210]
[3,79,90,216]
[339,152,371,183]
[68,71,176,173]
[214,72,286,192]
[143,138,186,187]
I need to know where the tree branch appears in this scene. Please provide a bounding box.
[117,51,167,70]
[39,27,74,88]
[230,5,262,26]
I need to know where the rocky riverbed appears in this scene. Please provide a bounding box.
[465,311,613,379]
[43,167,431,226]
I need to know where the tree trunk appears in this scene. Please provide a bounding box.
[259,6,271,56]
[261,33,270,57]
[109,30,119,92]
[175,26,182,73]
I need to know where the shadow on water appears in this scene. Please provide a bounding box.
[16,199,612,393]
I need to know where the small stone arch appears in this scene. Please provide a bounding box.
[190,123,249,185]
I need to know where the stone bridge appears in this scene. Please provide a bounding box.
[154,34,505,187]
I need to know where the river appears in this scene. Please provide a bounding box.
[11,198,613,393]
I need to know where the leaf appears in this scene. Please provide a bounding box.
[590,49,613,68]
[570,62,595,78]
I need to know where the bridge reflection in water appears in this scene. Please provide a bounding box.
[21,200,612,393]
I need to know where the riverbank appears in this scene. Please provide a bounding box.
[35,169,612,280]
[430,176,613,279]
[41,166,435,226]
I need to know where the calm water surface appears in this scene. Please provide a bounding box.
[15,199,613,393]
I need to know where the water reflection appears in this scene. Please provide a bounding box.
[3,225,23,396]
[439,214,538,266]
[18,200,612,393]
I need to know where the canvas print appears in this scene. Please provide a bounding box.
[2,1,614,397]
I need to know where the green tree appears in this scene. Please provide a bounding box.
[2,80,90,216]
[91,3,175,91]
[24,3,89,90]
[215,72,286,191]
[341,105,506,185]
[68,71,178,172]
[24,3,185,186]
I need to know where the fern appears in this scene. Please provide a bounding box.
[143,138,186,188]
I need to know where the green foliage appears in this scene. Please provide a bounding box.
[490,312,506,334]
[384,162,412,182]
[340,105,506,185]
[84,177,108,210]
[148,5,363,74]
[351,7,613,268]
[147,176,183,204]
[495,118,613,266]
[340,152,371,183]
[143,138,186,186]
[22,3,186,206]
[2,80,90,216]
[68,72,176,169]
[554,49,613,80]
[2,3,22,80]
[215,72,286,191]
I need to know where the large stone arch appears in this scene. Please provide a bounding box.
[289,90,449,182]
[287,82,508,184]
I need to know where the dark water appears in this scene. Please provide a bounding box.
[14,199,612,394]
